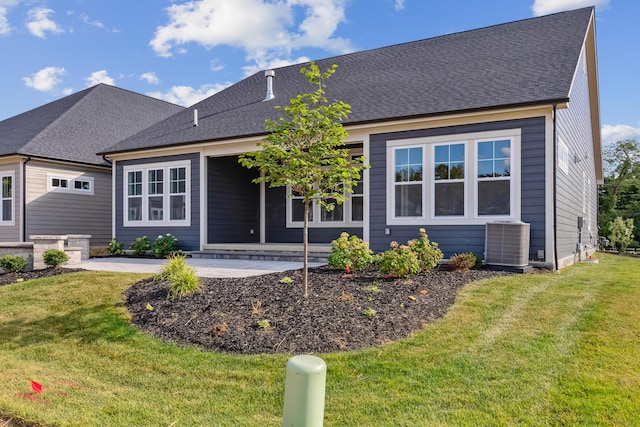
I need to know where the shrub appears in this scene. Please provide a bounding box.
[408,228,443,273]
[43,249,69,268]
[151,233,179,258]
[129,236,151,256]
[328,232,374,271]
[158,254,201,299]
[378,241,420,278]
[0,255,27,273]
[107,238,123,255]
[449,252,480,271]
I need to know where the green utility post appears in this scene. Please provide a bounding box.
[282,355,327,427]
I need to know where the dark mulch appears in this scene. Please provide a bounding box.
[125,266,513,355]
[0,267,85,287]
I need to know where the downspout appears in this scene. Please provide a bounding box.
[22,156,31,241]
[552,103,559,272]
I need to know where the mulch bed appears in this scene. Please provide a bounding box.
[0,267,85,287]
[125,265,513,355]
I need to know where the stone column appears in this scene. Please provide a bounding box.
[30,235,66,270]
[67,235,92,260]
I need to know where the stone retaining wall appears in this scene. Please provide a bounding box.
[0,235,91,271]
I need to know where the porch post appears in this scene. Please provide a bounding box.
[260,174,266,244]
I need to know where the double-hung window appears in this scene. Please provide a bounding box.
[434,143,465,217]
[388,129,520,225]
[0,173,14,225]
[394,147,423,218]
[124,160,190,226]
[476,139,512,216]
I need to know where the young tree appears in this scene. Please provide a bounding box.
[239,62,367,297]
[608,216,634,252]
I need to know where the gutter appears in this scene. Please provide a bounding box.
[552,103,559,272]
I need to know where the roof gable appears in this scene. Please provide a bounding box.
[0,84,184,166]
[105,7,595,155]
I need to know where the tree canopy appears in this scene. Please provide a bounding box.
[239,62,367,296]
[599,139,640,246]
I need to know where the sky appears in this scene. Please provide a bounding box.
[0,0,637,146]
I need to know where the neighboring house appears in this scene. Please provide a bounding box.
[0,84,184,247]
[102,7,601,269]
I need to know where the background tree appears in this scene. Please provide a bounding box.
[607,216,634,252]
[239,62,367,297]
[598,139,640,246]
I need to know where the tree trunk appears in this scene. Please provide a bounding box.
[303,200,310,298]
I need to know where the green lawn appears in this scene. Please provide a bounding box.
[1,253,639,426]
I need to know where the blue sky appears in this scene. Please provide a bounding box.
[0,0,636,145]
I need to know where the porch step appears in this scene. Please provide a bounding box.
[191,250,329,263]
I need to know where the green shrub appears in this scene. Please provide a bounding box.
[0,255,28,273]
[408,228,443,273]
[449,252,480,271]
[129,236,151,256]
[151,233,179,258]
[378,241,420,278]
[107,238,123,255]
[158,254,201,299]
[43,249,69,268]
[328,232,374,271]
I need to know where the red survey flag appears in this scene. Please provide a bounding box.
[31,380,43,393]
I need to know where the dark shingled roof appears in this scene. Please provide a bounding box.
[0,84,184,166]
[104,7,594,155]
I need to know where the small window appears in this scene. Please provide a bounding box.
[74,180,91,191]
[52,178,68,188]
[394,146,423,218]
[558,138,569,174]
[477,139,511,216]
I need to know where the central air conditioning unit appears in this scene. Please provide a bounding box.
[485,221,530,267]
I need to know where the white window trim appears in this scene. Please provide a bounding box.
[286,147,365,228]
[123,160,191,227]
[0,172,15,226]
[47,173,94,195]
[386,129,521,226]
[558,137,570,175]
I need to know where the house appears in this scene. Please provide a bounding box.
[102,7,601,269]
[0,84,184,247]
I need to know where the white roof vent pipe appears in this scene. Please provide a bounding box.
[193,108,198,126]
[263,70,275,101]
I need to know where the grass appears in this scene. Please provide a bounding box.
[1,253,639,426]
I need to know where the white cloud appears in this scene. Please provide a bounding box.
[86,70,115,87]
[150,0,351,74]
[147,82,232,107]
[23,66,66,91]
[140,72,160,85]
[26,7,64,38]
[531,0,610,16]
[601,124,640,146]
[209,59,225,72]
[395,0,405,11]
[0,7,11,34]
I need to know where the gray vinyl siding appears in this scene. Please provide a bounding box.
[208,156,260,243]
[24,161,111,246]
[0,163,22,242]
[265,186,362,244]
[555,49,598,259]
[369,117,547,258]
[115,153,200,251]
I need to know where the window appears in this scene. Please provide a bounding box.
[286,148,365,228]
[394,147,423,218]
[1,173,13,224]
[387,129,520,225]
[49,175,93,194]
[558,137,569,174]
[476,139,511,216]
[433,143,465,216]
[123,160,190,226]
